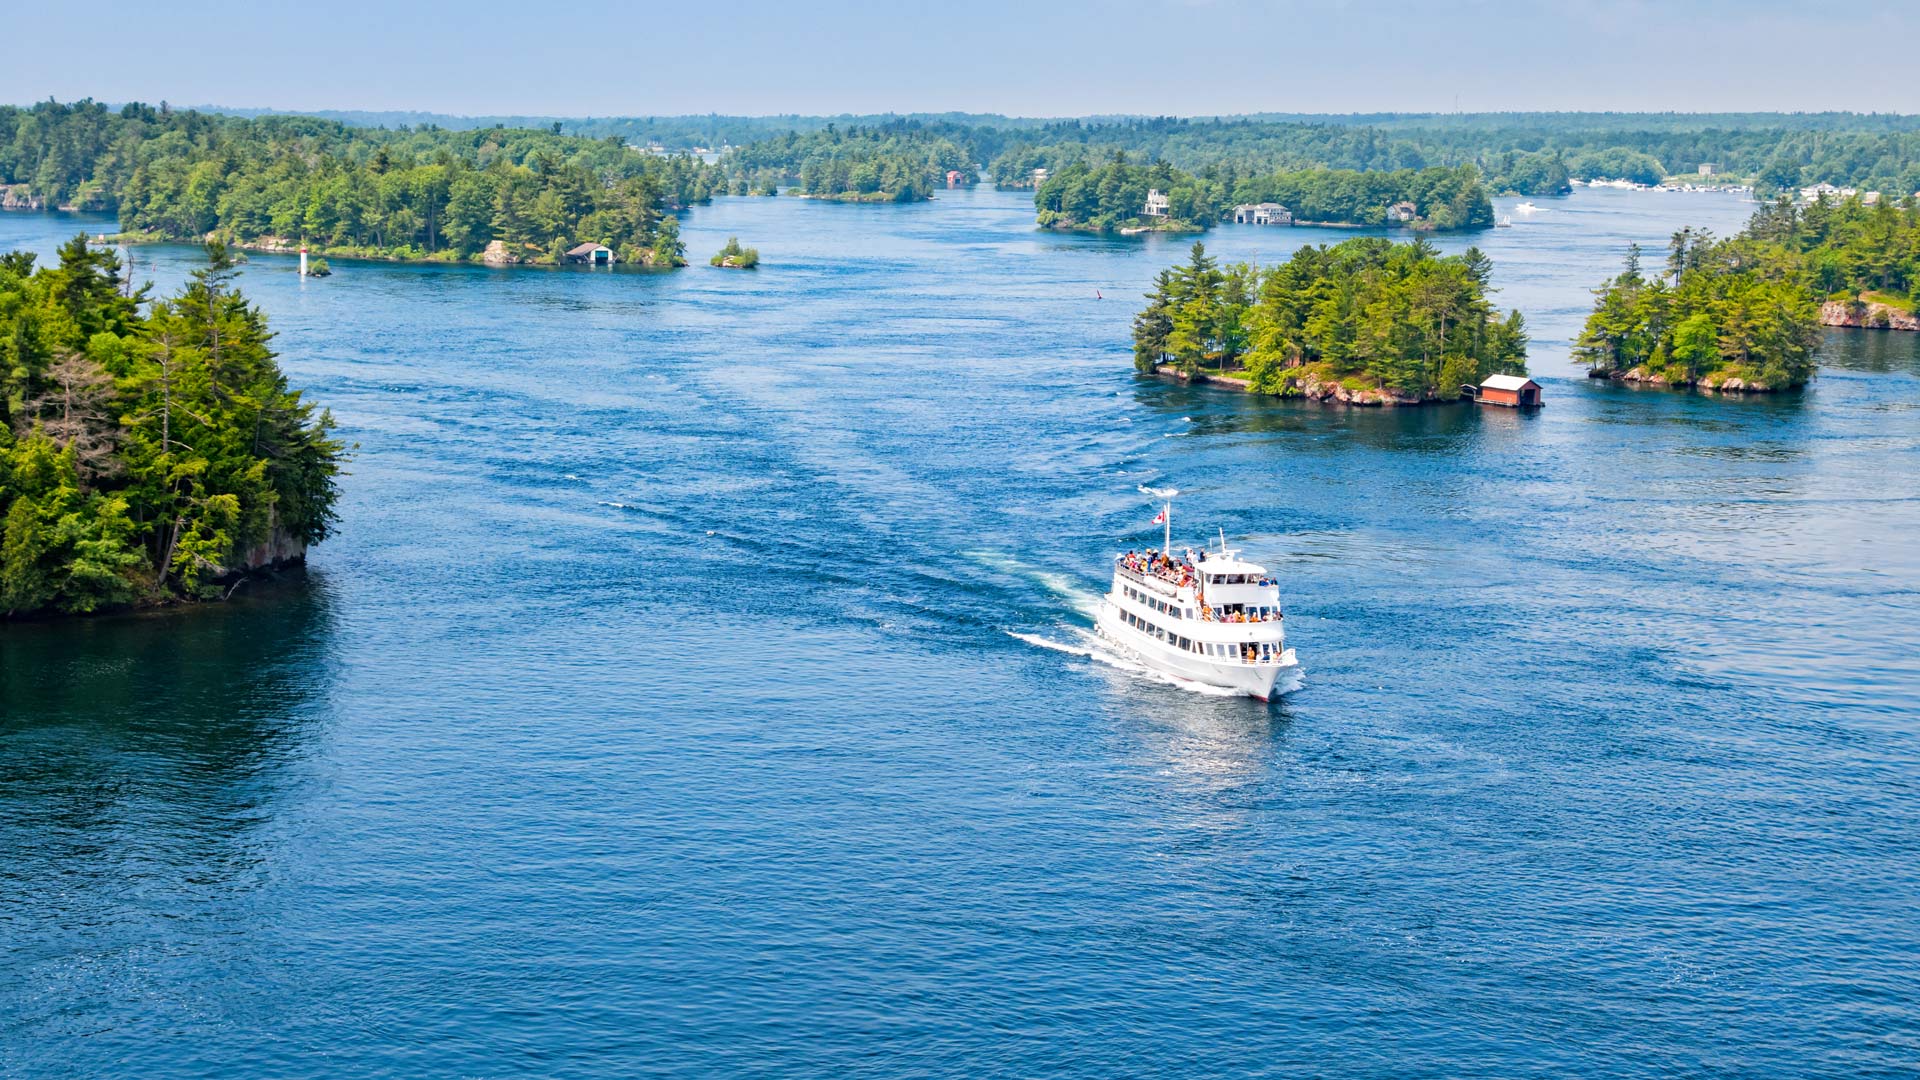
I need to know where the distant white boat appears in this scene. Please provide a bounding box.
[1496,215,1513,228]
[1514,201,1539,214]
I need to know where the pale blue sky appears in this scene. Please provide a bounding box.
[10,0,1915,117]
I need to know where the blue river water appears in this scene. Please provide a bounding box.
[3,187,1918,1077]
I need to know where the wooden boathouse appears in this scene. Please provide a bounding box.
[1467,374,1543,408]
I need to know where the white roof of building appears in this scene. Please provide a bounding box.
[1481,374,1538,391]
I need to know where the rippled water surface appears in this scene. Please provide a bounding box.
[4,188,1919,1077]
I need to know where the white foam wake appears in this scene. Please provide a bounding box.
[963,552,1105,617]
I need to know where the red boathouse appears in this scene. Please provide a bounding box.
[1471,374,1543,408]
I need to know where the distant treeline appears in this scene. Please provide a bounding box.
[989,118,1920,195]
[1577,195,1920,391]
[23,102,1920,220]
[1035,156,1492,233]
[167,106,1920,194]
[717,124,976,201]
[0,100,721,266]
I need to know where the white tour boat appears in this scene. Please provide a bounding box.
[1095,488,1296,699]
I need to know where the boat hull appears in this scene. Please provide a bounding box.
[1096,601,1292,700]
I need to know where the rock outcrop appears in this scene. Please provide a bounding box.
[229,234,302,253]
[220,526,306,583]
[1587,367,1787,394]
[1,184,45,210]
[1821,298,1920,332]
[481,240,517,266]
[1156,366,1442,407]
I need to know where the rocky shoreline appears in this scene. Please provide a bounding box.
[1585,368,1791,393]
[92,232,681,270]
[1822,298,1919,332]
[1153,365,1452,407]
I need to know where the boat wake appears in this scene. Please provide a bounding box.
[963,551,1104,617]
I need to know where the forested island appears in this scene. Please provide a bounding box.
[1134,239,1528,405]
[1035,158,1218,232]
[1035,157,1493,233]
[1794,195,1920,330]
[0,100,718,267]
[717,124,975,202]
[1576,195,1920,392]
[0,238,342,618]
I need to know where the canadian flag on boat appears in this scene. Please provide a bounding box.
[1151,508,1167,525]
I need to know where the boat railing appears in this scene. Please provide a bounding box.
[1114,561,1191,593]
[1197,607,1282,624]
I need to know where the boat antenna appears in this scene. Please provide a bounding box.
[1218,526,1227,554]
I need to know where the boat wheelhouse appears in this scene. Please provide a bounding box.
[1095,489,1294,699]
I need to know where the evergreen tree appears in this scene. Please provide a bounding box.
[1133,237,1526,398]
[0,237,342,617]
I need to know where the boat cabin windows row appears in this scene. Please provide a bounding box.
[1122,585,1189,621]
[1121,609,1280,664]
[1121,609,1196,650]
[1121,608,1170,642]
[1212,603,1282,622]
[1202,641,1280,663]
[1205,573,1272,586]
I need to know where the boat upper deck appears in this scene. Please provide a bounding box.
[1113,548,1282,625]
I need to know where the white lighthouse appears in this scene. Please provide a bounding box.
[299,246,309,277]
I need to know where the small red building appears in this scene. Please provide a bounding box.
[1472,373,1543,408]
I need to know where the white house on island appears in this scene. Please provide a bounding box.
[1232,202,1293,226]
[1143,189,1170,218]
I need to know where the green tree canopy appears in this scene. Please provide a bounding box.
[1134,238,1527,401]
[0,237,343,617]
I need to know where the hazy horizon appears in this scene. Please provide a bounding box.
[136,106,1920,125]
[8,0,1917,117]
